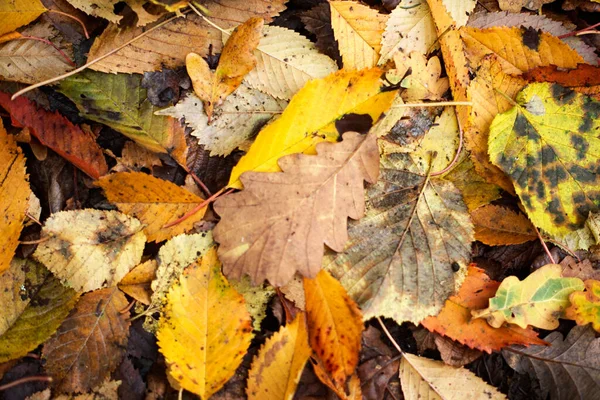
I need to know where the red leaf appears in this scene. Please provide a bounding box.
[0,92,108,179]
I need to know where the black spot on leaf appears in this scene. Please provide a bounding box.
[335,113,374,136]
[522,27,541,51]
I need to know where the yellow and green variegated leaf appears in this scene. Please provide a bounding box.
[566,279,600,332]
[472,263,584,330]
[488,82,600,236]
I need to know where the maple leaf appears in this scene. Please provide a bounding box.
[228,67,395,189]
[214,131,379,287]
[97,172,207,242]
[187,17,263,120]
[472,264,585,329]
[400,353,506,400]
[488,83,600,236]
[503,326,600,400]
[42,287,130,394]
[0,119,30,275]
[246,313,311,399]
[33,209,146,293]
[565,280,600,332]
[0,92,108,180]
[157,246,253,399]
[329,1,388,70]
[470,204,537,246]
[0,0,47,37]
[421,266,547,353]
[304,270,364,387]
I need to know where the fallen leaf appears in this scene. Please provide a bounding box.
[378,0,437,64]
[58,71,187,163]
[229,276,275,331]
[503,326,600,400]
[33,209,146,292]
[228,68,395,189]
[324,150,474,324]
[42,287,130,394]
[240,25,338,100]
[433,335,483,367]
[471,204,537,245]
[304,270,363,387]
[65,0,121,23]
[443,157,502,211]
[488,83,600,236]
[460,26,584,75]
[0,92,108,180]
[214,131,379,286]
[246,313,311,399]
[399,53,449,101]
[157,246,253,399]
[471,263,584,329]
[156,87,287,157]
[117,259,157,305]
[465,55,525,193]
[496,0,553,12]
[421,266,546,353]
[0,119,30,275]
[561,256,600,281]
[111,141,162,172]
[329,1,387,70]
[565,280,600,332]
[0,0,47,37]
[54,379,121,400]
[97,172,206,243]
[442,0,477,27]
[0,259,78,363]
[187,17,263,120]
[524,64,600,101]
[0,22,74,84]
[300,3,342,65]
[400,353,506,399]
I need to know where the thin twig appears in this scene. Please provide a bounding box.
[558,22,600,39]
[189,3,228,34]
[431,117,464,176]
[0,376,52,391]
[12,14,182,100]
[377,317,403,355]
[119,299,137,314]
[20,236,49,245]
[181,165,212,197]
[47,9,90,39]
[532,224,556,264]
[163,187,232,228]
[391,101,472,108]
[25,212,42,226]
[16,36,75,66]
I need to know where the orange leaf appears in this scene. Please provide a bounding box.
[565,280,600,332]
[304,270,363,387]
[0,119,30,275]
[42,287,130,394]
[421,266,547,353]
[523,64,600,101]
[471,204,537,245]
[0,92,108,179]
[97,172,207,242]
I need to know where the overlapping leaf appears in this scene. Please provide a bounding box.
[471,204,537,246]
[472,264,584,329]
[0,0,47,36]
[214,132,380,286]
[566,280,600,332]
[488,83,600,236]
[524,64,600,101]
[157,246,253,399]
[97,172,206,242]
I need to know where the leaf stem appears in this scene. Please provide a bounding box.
[189,3,229,35]
[0,376,52,391]
[377,317,403,355]
[532,224,556,264]
[558,22,600,39]
[11,13,183,100]
[162,186,232,228]
[16,35,76,66]
[391,101,472,108]
[47,9,90,39]
[431,116,464,176]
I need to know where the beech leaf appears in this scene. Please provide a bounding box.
[157,246,253,399]
[187,17,263,120]
[472,263,585,329]
[214,131,380,287]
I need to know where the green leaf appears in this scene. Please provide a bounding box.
[0,260,79,363]
[58,70,186,161]
[472,263,585,330]
[488,82,600,236]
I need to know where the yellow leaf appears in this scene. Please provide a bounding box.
[330,1,387,70]
[472,264,585,329]
[443,157,502,212]
[157,246,253,399]
[566,280,600,332]
[460,26,584,75]
[0,119,30,275]
[488,83,600,236]
[118,259,157,305]
[399,53,449,102]
[442,0,477,27]
[33,209,146,292]
[65,0,121,23]
[229,276,275,331]
[97,172,206,243]
[0,0,47,37]
[400,353,506,400]
[187,17,263,120]
[228,68,396,189]
[246,313,311,399]
[304,270,363,387]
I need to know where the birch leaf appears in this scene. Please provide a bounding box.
[157,246,253,399]
[214,132,379,287]
[33,210,146,293]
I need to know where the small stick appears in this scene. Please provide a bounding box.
[0,376,52,391]
[26,212,42,226]
[20,236,50,245]
[47,9,90,39]
[532,224,556,264]
[377,317,403,355]
[391,101,472,108]
[189,3,228,35]
[558,22,600,39]
[163,187,232,228]
[119,299,137,314]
